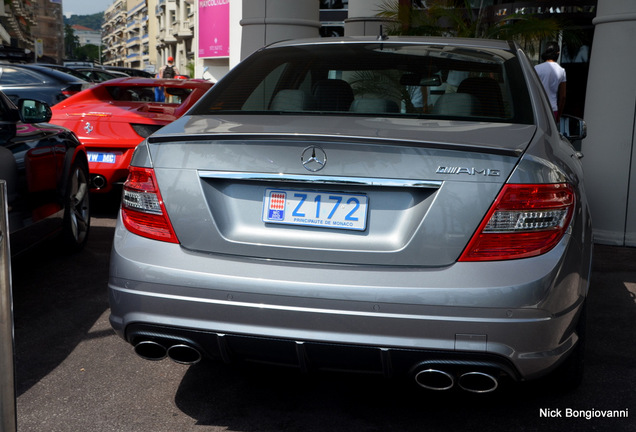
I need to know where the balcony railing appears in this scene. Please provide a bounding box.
[173,19,192,39]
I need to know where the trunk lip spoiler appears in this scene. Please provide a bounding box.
[199,171,443,189]
[148,133,526,158]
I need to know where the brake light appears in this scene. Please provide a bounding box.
[121,166,179,243]
[131,123,163,138]
[459,183,575,261]
[61,89,81,98]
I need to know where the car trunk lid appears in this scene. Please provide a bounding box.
[148,115,536,267]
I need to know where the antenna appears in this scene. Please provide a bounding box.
[377,25,389,41]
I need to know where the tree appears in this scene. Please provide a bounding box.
[75,44,102,63]
[63,13,104,31]
[64,24,80,59]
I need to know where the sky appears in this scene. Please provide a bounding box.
[63,0,114,17]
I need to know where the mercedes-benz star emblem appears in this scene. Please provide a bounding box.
[301,146,327,172]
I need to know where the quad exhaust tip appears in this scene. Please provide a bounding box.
[134,341,167,361]
[133,341,202,365]
[133,339,500,392]
[414,368,499,393]
[167,344,202,365]
[458,371,499,393]
[414,369,455,391]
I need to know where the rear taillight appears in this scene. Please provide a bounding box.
[121,166,179,243]
[131,123,163,138]
[61,89,81,98]
[459,183,575,261]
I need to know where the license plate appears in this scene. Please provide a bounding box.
[87,152,117,164]
[262,189,368,231]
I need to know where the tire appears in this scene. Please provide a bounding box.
[62,158,91,252]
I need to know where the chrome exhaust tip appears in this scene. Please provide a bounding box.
[167,344,202,365]
[414,369,455,391]
[91,175,107,190]
[134,341,167,361]
[458,371,499,394]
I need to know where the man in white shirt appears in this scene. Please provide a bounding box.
[534,42,567,121]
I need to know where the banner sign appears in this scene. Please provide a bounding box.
[198,0,229,58]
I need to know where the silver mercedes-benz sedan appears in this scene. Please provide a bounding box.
[108,37,592,393]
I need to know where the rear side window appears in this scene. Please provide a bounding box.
[0,67,45,85]
[194,42,534,124]
[105,85,192,104]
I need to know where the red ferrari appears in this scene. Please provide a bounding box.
[50,77,213,193]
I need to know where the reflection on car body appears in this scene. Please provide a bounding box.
[0,63,91,107]
[49,77,213,194]
[0,90,90,255]
[108,37,592,393]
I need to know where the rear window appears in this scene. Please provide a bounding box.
[0,67,47,85]
[105,86,192,104]
[193,41,533,123]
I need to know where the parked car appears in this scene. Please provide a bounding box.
[50,77,213,194]
[103,66,154,78]
[30,63,97,82]
[108,37,592,392]
[73,68,129,83]
[37,64,128,83]
[0,90,90,255]
[0,63,90,107]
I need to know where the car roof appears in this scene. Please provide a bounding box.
[7,63,89,83]
[33,63,93,80]
[104,66,154,77]
[264,36,516,52]
[76,67,127,75]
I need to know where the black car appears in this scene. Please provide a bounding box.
[0,90,90,255]
[0,63,90,107]
[29,63,93,81]
[74,68,129,82]
[103,66,154,78]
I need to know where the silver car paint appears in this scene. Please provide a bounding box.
[108,37,592,385]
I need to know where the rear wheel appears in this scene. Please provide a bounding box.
[63,158,91,252]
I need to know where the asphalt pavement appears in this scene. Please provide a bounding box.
[10,211,636,432]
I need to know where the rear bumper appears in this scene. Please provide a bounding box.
[108,220,589,381]
[87,147,136,193]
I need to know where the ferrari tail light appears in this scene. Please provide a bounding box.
[459,183,575,261]
[131,123,163,138]
[121,166,179,243]
[61,89,80,98]
[61,85,82,98]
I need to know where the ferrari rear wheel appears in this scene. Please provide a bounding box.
[63,158,91,252]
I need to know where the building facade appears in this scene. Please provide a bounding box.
[99,0,597,83]
[0,0,64,63]
[125,0,150,71]
[155,0,194,75]
[72,25,101,46]
[101,0,193,74]
[102,0,127,67]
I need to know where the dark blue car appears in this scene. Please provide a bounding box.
[0,90,90,255]
[0,64,90,107]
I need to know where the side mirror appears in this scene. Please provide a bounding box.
[18,99,52,124]
[560,115,587,141]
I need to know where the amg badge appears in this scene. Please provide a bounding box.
[437,166,501,176]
